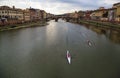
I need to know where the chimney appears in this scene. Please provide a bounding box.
[13,6,15,9]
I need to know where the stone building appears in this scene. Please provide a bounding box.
[29,8,44,21]
[0,6,16,20]
[84,10,92,20]
[23,9,30,22]
[0,6,24,25]
[78,11,85,19]
[40,10,47,20]
[29,8,37,21]
[16,9,24,21]
[0,6,24,21]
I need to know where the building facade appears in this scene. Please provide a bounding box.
[0,6,24,21]
[0,6,16,20]
[23,9,30,22]
[114,3,120,22]
[16,9,24,21]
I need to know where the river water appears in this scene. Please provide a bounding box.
[0,20,120,78]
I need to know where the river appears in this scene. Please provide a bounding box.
[0,19,120,78]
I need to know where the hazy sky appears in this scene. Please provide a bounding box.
[0,0,119,14]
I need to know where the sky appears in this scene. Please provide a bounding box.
[0,0,119,15]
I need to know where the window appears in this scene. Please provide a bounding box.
[2,11,4,13]
[5,11,7,13]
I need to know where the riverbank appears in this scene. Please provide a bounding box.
[70,19,120,29]
[0,21,48,32]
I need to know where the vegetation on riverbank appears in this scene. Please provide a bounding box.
[70,19,120,29]
[0,21,48,32]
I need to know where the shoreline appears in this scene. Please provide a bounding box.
[0,21,48,32]
[69,20,120,29]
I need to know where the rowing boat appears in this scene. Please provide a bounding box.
[67,50,71,64]
[87,40,92,46]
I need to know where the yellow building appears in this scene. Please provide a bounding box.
[115,5,120,22]
[91,7,110,21]
[116,6,120,16]
[112,3,120,22]
[91,10,105,20]
[43,11,47,19]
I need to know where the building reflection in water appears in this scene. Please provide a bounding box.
[84,25,120,44]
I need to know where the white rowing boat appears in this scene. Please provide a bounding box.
[87,40,92,46]
[67,50,71,64]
